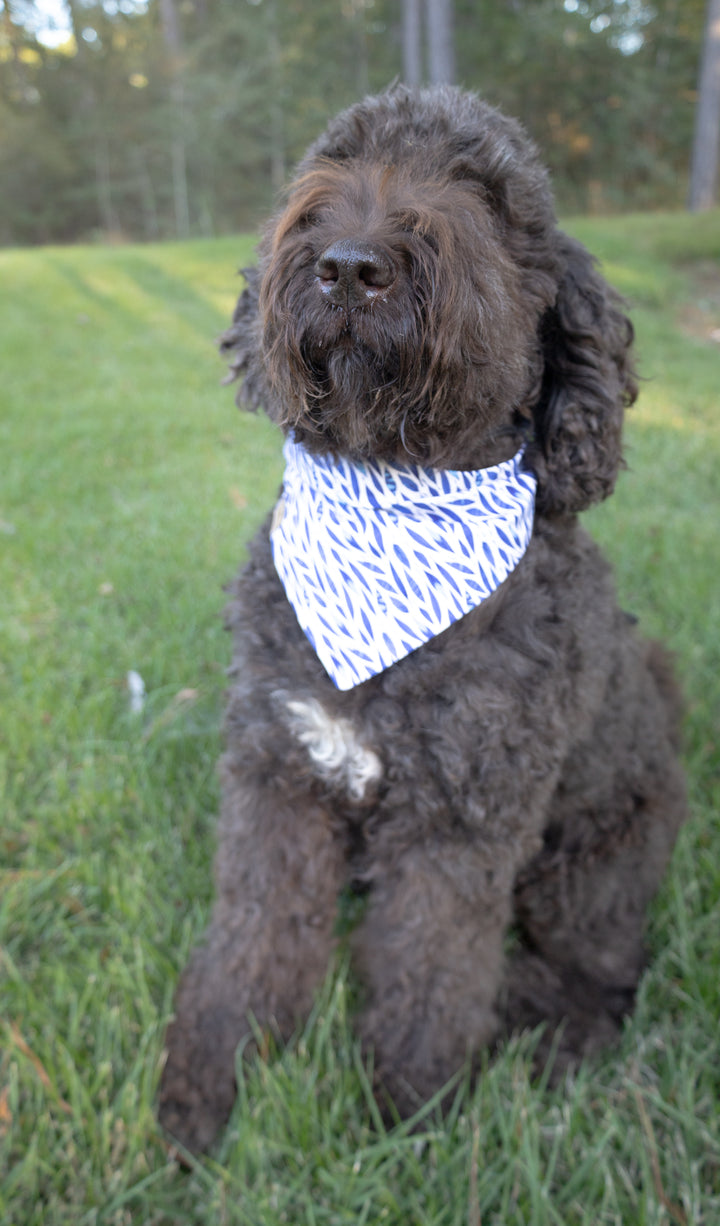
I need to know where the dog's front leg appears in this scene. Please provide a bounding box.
[352,833,519,1118]
[158,778,345,1153]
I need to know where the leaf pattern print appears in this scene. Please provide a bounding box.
[271,436,536,690]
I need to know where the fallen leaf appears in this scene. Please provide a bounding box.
[0,1085,12,1135]
[7,1023,72,1114]
[175,688,199,704]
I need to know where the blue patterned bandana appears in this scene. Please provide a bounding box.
[271,436,537,690]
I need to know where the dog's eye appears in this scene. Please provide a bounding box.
[296,211,319,232]
[406,227,440,256]
[418,231,440,255]
[395,215,440,255]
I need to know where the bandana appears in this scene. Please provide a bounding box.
[271,435,536,690]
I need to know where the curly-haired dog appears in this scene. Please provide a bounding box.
[158,85,687,1153]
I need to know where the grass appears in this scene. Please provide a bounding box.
[1,210,719,1225]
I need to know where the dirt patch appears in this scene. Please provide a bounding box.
[677,261,720,344]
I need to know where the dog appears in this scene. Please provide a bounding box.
[158,85,687,1154]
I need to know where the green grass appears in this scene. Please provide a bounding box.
[1,212,719,1224]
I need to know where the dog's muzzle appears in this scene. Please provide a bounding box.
[314,238,396,311]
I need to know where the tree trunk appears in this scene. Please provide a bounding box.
[689,0,720,211]
[267,0,286,193]
[353,0,370,98]
[426,0,455,86]
[403,0,422,86]
[95,131,120,237]
[132,146,160,239]
[158,0,191,236]
[64,0,119,236]
[3,0,25,85]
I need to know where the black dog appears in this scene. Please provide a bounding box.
[158,85,686,1154]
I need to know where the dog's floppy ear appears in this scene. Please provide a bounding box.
[218,266,269,412]
[526,233,637,516]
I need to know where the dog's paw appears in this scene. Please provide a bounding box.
[158,1084,232,1156]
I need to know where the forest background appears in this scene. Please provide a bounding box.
[0,0,717,249]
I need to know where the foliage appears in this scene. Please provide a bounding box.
[455,0,709,212]
[1,211,719,1222]
[0,0,712,245]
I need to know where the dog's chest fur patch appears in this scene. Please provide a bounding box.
[282,697,382,801]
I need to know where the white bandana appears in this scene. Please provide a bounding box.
[271,436,536,690]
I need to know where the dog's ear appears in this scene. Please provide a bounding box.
[526,233,637,516]
[218,266,269,412]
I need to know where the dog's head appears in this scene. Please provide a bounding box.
[222,85,636,514]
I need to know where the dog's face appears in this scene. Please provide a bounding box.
[223,86,636,509]
[255,144,558,468]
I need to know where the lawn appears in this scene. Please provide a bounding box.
[1,211,718,1225]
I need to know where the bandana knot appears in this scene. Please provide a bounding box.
[271,436,536,690]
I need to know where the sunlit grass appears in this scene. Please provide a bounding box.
[1,214,719,1223]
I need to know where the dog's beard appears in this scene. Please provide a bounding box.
[305,326,428,450]
[264,286,440,461]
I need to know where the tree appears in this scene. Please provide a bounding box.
[689,0,720,209]
[402,0,422,85]
[0,0,713,245]
[426,0,454,84]
[158,0,190,235]
[401,0,455,87]
[64,0,120,235]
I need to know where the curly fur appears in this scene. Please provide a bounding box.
[158,85,686,1154]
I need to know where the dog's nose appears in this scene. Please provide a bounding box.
[314,239,396,308]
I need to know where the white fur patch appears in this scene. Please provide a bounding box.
[282,697,382,801]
